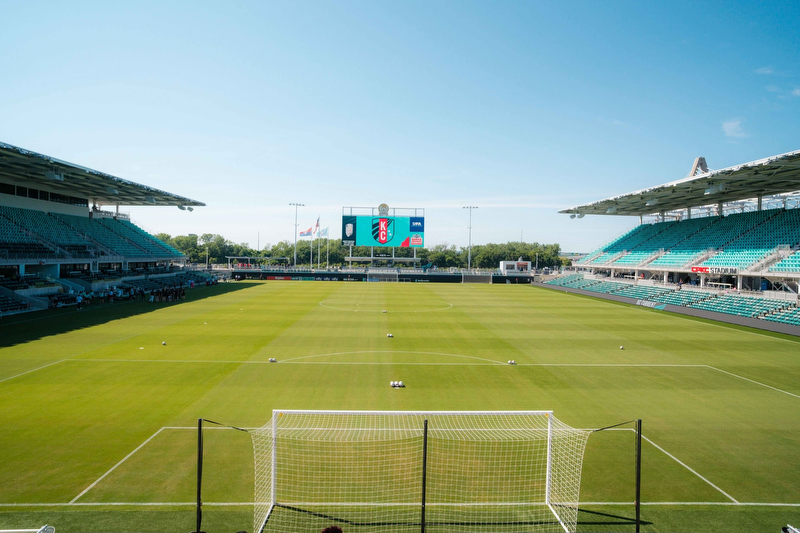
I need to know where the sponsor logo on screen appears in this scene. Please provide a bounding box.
[410,217,425,232]
[410,234,423,246]
[691,266,738,274]
[345,223,354,237]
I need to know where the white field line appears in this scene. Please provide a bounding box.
[280,350,505,365]
[70,428,166,503]
[706,365,800,400]
[0,359,67,385]
[640,434,738,504]
[1,501,798,508]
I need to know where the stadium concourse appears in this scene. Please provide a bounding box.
[0,141,207,315]
[548,149,800,334]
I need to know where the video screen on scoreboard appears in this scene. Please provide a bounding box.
[341,215,425,247]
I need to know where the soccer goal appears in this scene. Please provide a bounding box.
[462,272,492,284]
[367,271,399,282]
[251,410,590,533]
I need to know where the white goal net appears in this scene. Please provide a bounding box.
[251,410,590,533]
[462,272,493,284]
[367,271,400,282]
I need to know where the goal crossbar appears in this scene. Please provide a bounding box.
[252,410,588,533]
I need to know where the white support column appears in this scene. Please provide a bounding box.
[757,195,762,211]
[700,275,706,288]
[737,276,743,290]
[687,207,692,219]
[545,413,553,505]
[271,411,278,506]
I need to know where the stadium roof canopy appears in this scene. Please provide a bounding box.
[560,148,800,217]
[0,141,205,207]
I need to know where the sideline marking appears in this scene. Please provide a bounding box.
[70,428,166,503]
[0,359,67,385]
[280,350,505,365]
[706,365,800,400]
[640,433,738,503]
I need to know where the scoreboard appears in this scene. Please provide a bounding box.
[341,205,425,248]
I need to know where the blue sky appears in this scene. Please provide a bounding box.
[1,0,799,252]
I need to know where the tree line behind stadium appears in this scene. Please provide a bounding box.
[155,232,568,269]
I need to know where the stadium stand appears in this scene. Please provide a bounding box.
[647,288,715,307]
[761,306,800,326]
[588,224,669,265]
[687,293,793,318]
[699,208,800,270]
[771,251,800,273]
[611,284,672,300]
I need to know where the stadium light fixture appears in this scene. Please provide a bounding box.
[177,205,186,211]
[463,206,478,270]
[704,184,718,195]
[577,213,585,219]
[606,206,617,214]
[290,202,305,267]
[646,198,658,207]
[187,207,193,212]
[570,214,576,219]
[44,170,63,181]
[106,186,119,195]
[146,196,156,204]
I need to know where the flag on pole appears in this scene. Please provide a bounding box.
[299,227,313,237]
[314,216,320,235]
[320,227,329,238]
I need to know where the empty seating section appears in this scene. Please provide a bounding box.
[590,224,667,265]
[544,274,582,286]
[100,219,181,256]
[762,306,800,326]
[0,205,182,260]
[545,273,800,326]
[648,289,714,307]
[611,284,671,300]
[701,209,800,270]
[577,226,648,265]
[0,295,28,313]
[688,293,792,318]
[649,210,775,268]
[53,213,148,256]
[615,217,715,267]
[582,280,627,294]
[771,251,800,273]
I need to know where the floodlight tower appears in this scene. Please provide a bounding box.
[290,202,304,266]
[463,206,478,270]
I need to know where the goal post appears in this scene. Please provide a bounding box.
[462,272,492,284]
[251,410,590,533]
[367,271,399,282]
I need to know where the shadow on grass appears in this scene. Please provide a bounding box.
[0,281,258,348]
[577,506,652,530]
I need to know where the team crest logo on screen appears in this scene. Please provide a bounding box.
[345,223,354,237]
[372,218,394,244]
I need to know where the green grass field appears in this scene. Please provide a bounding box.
[1,281,798,533]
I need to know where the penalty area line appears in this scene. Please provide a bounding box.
[0,359,68,385]
[70,428,166,503]
[706,365,800,400]
[639,433,738,504]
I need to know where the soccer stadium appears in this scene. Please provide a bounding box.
[1,138,799,533]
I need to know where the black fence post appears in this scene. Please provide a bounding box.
[421,419,428,533]
[635,419,642,533]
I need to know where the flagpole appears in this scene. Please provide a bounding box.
[326,234,330,269]
[317,229,321,269]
